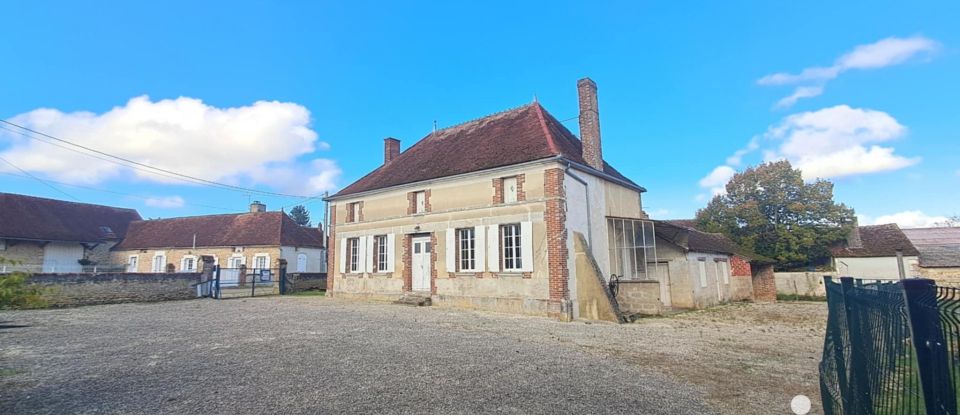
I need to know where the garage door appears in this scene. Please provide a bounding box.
[42,242,84,273]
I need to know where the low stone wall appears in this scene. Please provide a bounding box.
[730,275,754,301]
[917,267,960,286]
[615,280,662,316]
[28,272,200,307]
[288,272,327,291]
[774,272,833,297]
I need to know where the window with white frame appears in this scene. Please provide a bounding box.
[347,237,360,272]
[503,177,518,203]
[181,256,197,272]
[127,255,139,272]
[374,235,388,272]
[698,258,708,288]
[253,254,269,270]
[414,191,426,214]
[152,253,166,273]
[501,224,522,271]
[607,218,657,280]
[457,228,476,271]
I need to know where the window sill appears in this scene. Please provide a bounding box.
[497,272,525,277]
[371,272,394,277]
[453,272,481,277]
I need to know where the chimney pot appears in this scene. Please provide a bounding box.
[384,138,401,164]
[250,201,266,213]
[577,77,603,171]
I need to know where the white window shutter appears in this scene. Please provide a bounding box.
[487,225,499,272]
[386,233,396,273]
[445,228,456,273]
[520,221,533,272]
[363,236,373,273]
[339,238,347,273]
[474,225,486,272]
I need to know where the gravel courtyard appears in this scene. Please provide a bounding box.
[0,297,826,414]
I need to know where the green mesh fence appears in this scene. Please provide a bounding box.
[820,277,958,414]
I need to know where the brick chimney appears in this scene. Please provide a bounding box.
[384,137,401,164]
[577,78,603,171]
[249,201,266,213]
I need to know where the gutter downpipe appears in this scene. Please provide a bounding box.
[564,161,592,249]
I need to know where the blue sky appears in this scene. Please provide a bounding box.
[1,1,958,227]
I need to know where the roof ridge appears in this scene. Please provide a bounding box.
[1,192,139,213]
[428,103,535,138]
[134,211,277,222]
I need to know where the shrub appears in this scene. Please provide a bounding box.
[0,258,47,309]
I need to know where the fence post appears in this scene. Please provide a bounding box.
[279,265,288,295]
[902,278,956,415]
[823,276,849,414]
[839,277,873,413]
[214,265,221,299]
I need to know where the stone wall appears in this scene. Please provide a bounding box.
[615,280,662,316]
[775,272,832,297]
[729,275,754,301]
[288,272,327,291]
[28,272,200,307]
[917,267,960,285]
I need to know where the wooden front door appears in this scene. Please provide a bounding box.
[411,236,431,292]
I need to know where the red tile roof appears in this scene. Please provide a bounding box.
[332,103,641,197]
[656,220,773,263]
[113,211,324,250]
[0,192,142,243]
[831,224,920,258]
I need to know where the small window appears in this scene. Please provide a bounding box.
[181,256,197,272]
[415,191,426,214]
[503,177,518,203]
[374,235,388,272]
[347,238,360,272]
[348,202,361,223]
[457,228,476,271]
[127,255,138,272]
[253,254,269,270]
[501,224,522,271]
[152,254,166,273]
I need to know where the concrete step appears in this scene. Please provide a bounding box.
[395,294,432,306]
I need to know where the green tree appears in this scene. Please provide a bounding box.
[0,257,47,309]
[695,160,856,270]
[289,205,311,227]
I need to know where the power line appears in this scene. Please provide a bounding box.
[0,171,241,212]
[0,119,313,198]
[0,155,79,201]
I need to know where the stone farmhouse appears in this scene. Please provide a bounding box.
[111,202,326,284]
[325,78,685,320]
[0,192,141,273]
[831,223,921,279]
[653,220,775,309]
[901,227,960,283]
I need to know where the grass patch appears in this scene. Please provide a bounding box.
[289,290,326,297]
[777,293,826,302]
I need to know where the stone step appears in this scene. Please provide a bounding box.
[395,294,432,306]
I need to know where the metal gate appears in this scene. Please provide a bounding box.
[194,265,290,299]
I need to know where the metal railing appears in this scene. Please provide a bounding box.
[820,276,959,414]
[193,266,290,299]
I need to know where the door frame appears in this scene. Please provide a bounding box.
[410,235,432,293]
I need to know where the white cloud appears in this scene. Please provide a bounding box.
[697,165,736,198]
[864,210,948,228]
[774,86,824,109]
[764,105,918,180]
[758,36,939,107]
[144,195,185,208]
[713,105,919,183]
[0,96,341,194]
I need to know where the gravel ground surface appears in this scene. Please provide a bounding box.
[0,297,826,414]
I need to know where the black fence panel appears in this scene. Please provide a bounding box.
[820,276,959,414]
